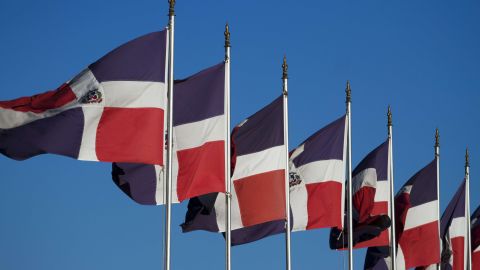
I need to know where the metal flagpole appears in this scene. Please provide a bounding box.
[435,129,440,270]
[346,81,353,270]
[224,23,232,270]
[164,1,175,270]
[466,148,472,270]
[387,106,397,270]
[282,56,292,270]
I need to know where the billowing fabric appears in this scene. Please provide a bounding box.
[364,160,440,270]
[112,63,227,204]
[0,31,168,165]
[330,140,391,250]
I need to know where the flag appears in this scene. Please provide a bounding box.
[0,31,168,165]
[112,62,227,204]
[182,96,287,243]
[182,114,346,245]
[439,180,467,270]
[364,159,440,270]
[289,115,347,231]
[330,140,392,249]
[396,159,440,269]
[416,180,467,270]
[472,205,480,270]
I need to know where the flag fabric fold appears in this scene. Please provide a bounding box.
[112,62,227,204]
[0,31,168,165]
[330,140,392,249]
[364,159,440,270]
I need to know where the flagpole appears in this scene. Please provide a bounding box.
[346,81,353,270]
[282,56,292,270]
[224,23,232,270]
[165,1,175,270]
[435,129,440,270]
[387,106,397,270]
[466,148,472,270]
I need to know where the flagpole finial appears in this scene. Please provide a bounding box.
[435,128,440,148]
[224,23,231,48]
[387,105,392,127]
[465,147,470,169]
[345,80,351,104]
[168,0,175,17]
[282,55,288,80]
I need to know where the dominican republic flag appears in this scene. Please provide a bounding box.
[330,140,391,250]
[181,114,346,245]
[182,96,287,242]
[0,31,168,165]
[364,159,440,270]
[112,63,227,204]
[419,180,468,270]
[439,180,468,270]
[471,205,480,270]
[289,115,347,231]
[396,159,440,269]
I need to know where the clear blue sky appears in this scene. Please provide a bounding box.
[1,1,479,269]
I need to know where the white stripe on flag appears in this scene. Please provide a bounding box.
[231,145,286,181]
[101,81,166,109]
[77,107,103,161]
[403,200,438,230]
[352,168,377,194]
[294,159,344,185]
[375,180,389,202]
[173,115,225,151]
[449,216,467,239]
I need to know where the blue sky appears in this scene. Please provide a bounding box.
[1,1,479,269]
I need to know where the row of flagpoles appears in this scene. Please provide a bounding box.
[0,1,479,270]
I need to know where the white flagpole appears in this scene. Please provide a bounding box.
[435,129,440,270]
[165,1,175,270]
[282,56,292,270]
[466,148,472,270]
[346,81,353,270]
[224,23,232,270]
[387,106,397,270]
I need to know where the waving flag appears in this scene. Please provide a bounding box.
[289,115,347,231]
[182,114,346,245]
[472,205,480,270]
[0,31,168,164]
[439,180,467,270]
[330,140,391,249]
[112,63,227,204]
[182,96,287,241]
[396,160,440,269]
[364,160,440,270]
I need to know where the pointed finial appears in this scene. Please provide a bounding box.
[465,147,470,169]
[387,105,392,127]
[168,0,175,17]
[224,23,231,48]
[435,128,440,148]
[345,80,351,104]
[282,55,288,80]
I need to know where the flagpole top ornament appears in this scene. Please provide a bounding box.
[387,105,392,127]
[224,23,231,48]
[282,55,288,80]
[465,147,470,168]
[168,0,175,17]
[435,128,440,148]
[345,80,351,104]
